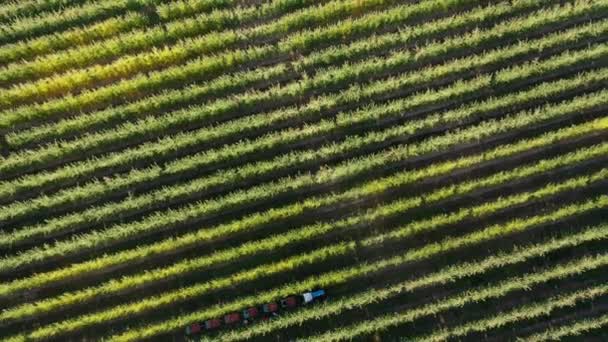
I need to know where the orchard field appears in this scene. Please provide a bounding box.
[0,0,607,341]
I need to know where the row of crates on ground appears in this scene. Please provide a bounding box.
[186,289,327,335]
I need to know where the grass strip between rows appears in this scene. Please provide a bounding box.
[156,0,242,21]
